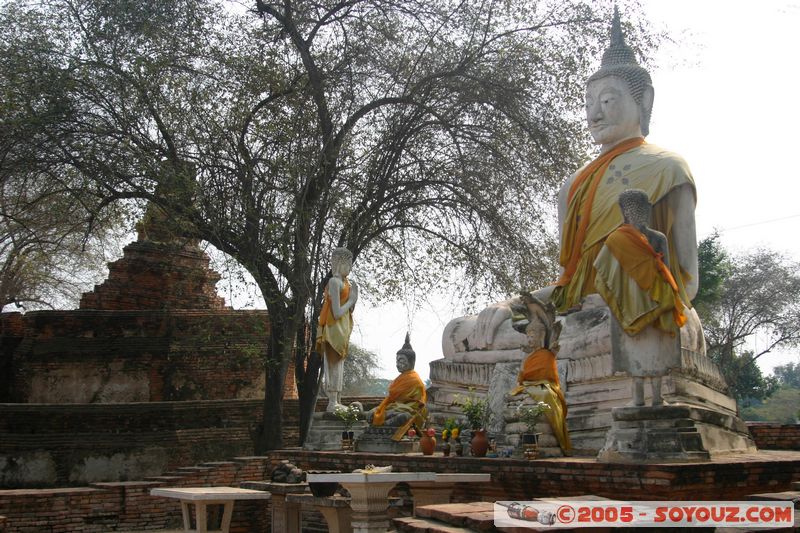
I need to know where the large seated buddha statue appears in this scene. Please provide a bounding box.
[429,9,746,455]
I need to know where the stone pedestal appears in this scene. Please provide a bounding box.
[304,412,368,451]
[354,426,415,453]
[306,472,436,533]
[432,301,738,455]
[503,393,564,458]
[597,404,756,463]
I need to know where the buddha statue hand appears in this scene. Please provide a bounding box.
[469,286,555,350]
[469,298,516,349]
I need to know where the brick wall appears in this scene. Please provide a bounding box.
[270,449,800,502]
[0,458,273,533]
[0,396,381,488]
[0,400,293,488]
[0,449,798,532]
[748,423,800,450]
[3,309,281,403]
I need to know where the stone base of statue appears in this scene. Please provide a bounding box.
[501,390,563,457]
[432,297,742,455]
[303,411,369,451]
[354,426,416,453]
[597,404,756,463]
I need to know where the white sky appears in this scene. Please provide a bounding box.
[219,1,800,382]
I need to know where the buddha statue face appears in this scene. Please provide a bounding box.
[396,353,412,373]
[585,75,643,149]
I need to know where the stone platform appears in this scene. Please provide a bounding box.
[355,426,416,453]
[431,303,737,456]
[270,449,800,502]
[394,497,800,532]
[598,404,756,463]
[303,411,368,451]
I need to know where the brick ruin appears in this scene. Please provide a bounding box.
[0,215,298,487]
[1,220,296,403]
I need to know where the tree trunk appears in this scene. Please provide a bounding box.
[297,350,322,445]
[255,307,291,453]
[257,361,286,452]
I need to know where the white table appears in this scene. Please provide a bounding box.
[150,487,271,533]
[306,472,437,532]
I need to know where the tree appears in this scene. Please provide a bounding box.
[740,387,800,424]
[1,0,658,450]
[773,361,800,389]
[693,231,729,321]
[717,351,778,406]
[342,344,382,395]
[696,241,800,402]
[0,4,125,311]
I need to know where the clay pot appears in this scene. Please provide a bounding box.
[454,438,464,456]
[420,434,437,455]
[442,439,451,457]
[470,429,489,457]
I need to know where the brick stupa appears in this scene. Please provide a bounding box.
[2,205,296,403]
[79,209,226,311]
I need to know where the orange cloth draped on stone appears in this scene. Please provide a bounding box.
[372,369,426,427]
[518,348,559,386]
[602,224,687,333]
[319,279,351,326]
[315,278,353,359]
[556,137,646,290]
[514,348,567,418]
[511,348,571,452]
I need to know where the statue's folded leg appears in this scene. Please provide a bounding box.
[390,407,427,441]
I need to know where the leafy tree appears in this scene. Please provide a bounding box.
[697,244,800,402]
[350,378,391,397]
[1,0,657,450]
[342,344,381,395]
[740,387,800,424]
[693,232,729,322]
[0,4,125,311]
[718,351,778,407]
[772,361,800,389]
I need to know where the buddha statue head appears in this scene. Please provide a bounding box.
[330,247,353,277]
[618,188,652,231]
[395,333,416,372]
[586,7,654,147]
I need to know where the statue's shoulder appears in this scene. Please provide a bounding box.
[621,143,695,188]
[637,143,692,173]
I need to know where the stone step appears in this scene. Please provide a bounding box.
[415,502,497,531]
[746,491,800,509]
[393,516,473,532]
[176,466,214,472]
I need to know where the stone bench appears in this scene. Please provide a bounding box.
[150,487,270,533]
